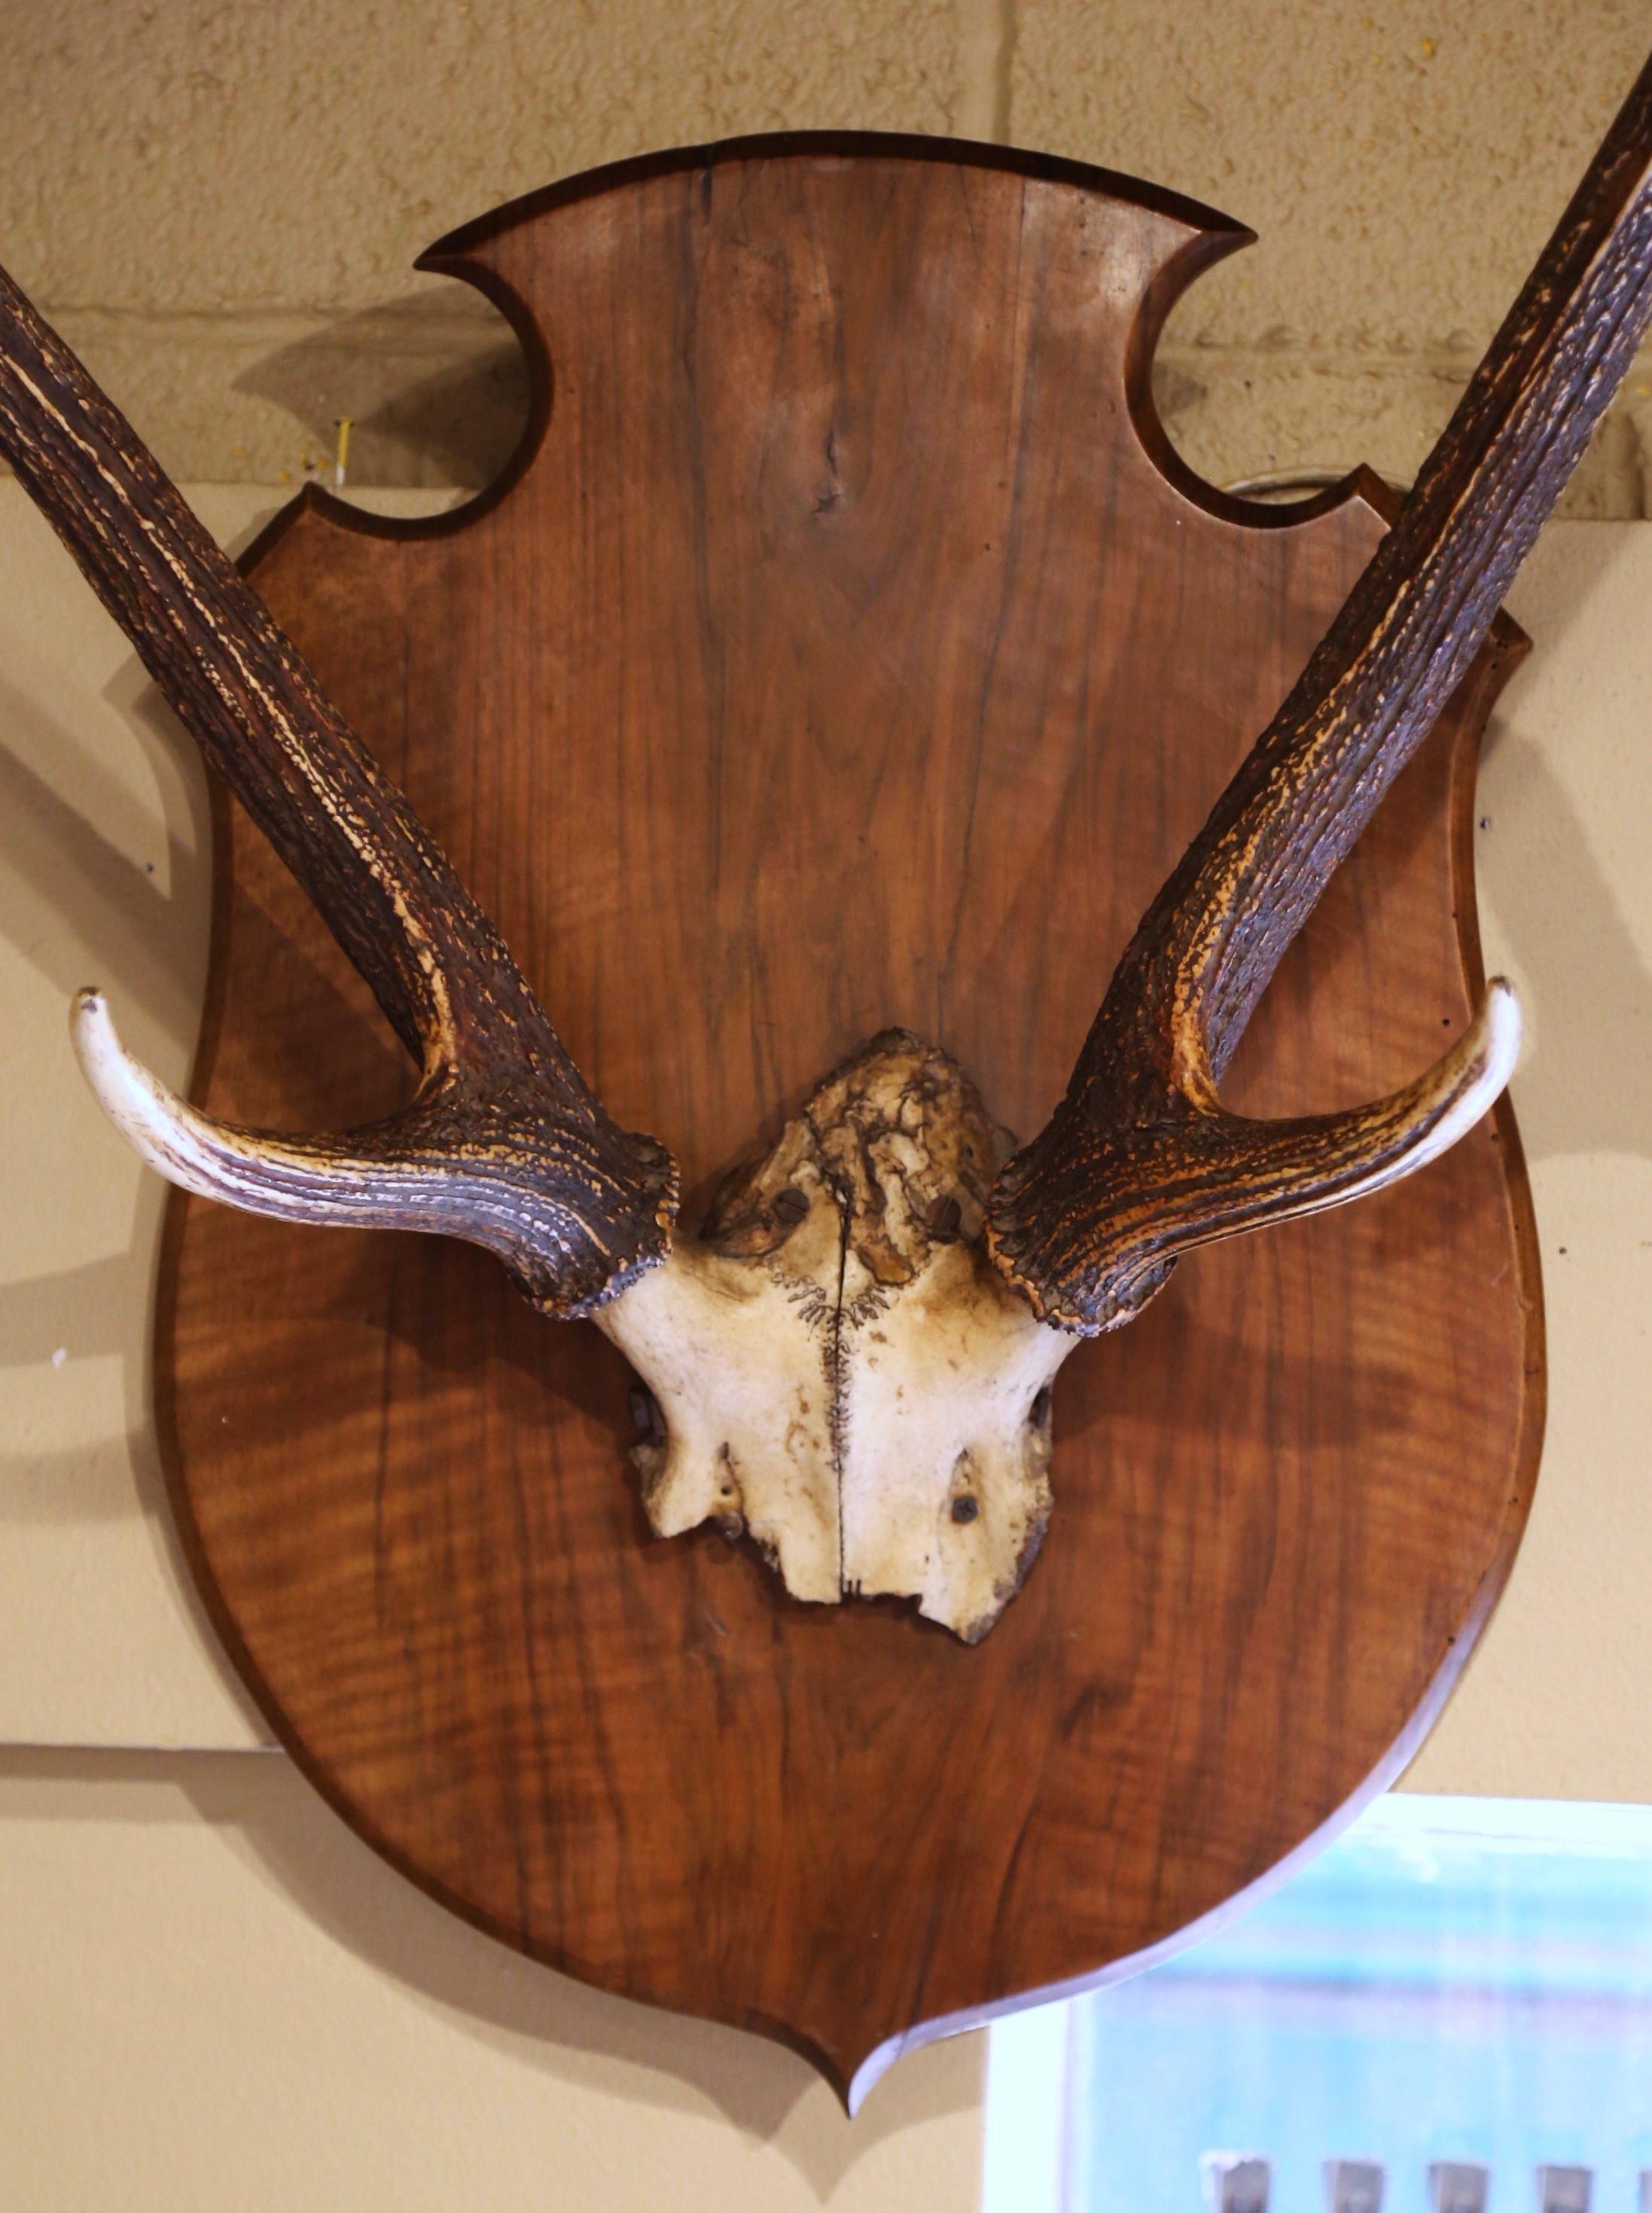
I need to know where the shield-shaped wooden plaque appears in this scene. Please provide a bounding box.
[160,136,1543,2108]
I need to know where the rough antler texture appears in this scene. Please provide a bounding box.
[989,51,1652,1332]
[0,264,676,1315]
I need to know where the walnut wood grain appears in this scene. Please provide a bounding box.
[157,139,1543,2103]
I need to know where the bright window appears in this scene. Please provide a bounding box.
[984,1797,1652,2213]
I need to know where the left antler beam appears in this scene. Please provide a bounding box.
[0,264,677,1315]
[989,47,1652,1333]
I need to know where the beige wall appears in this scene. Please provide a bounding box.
[4,1,1649,504]
[4,5,1652,2208]
[0,1745,985,2210]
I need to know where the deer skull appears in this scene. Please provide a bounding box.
[602,1032,1066,1641]
[8,57,1652,1639]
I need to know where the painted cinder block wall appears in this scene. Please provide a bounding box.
[2,5,1650,2208]
[5,0,1649,503]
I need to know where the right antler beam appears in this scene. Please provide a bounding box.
[990,47,1652,1333]
[0,264,676,1317]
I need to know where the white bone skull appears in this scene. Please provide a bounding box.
[597,1032,1071,1641]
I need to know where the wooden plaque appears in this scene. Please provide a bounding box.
[160,136,1543,2105]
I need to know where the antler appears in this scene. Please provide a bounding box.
[0,266,677,1318]
[989,50,1652,1333]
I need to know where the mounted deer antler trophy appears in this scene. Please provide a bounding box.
[7,51,1650,2102]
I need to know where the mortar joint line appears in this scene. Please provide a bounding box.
[992,0,1017,145]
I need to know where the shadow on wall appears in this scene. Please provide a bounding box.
[1149,349,1650,522]
[1478,732,1652,1163]
[0,669,204,1042]
[1477,525,1652,1167]
[0,1745,982,2196]
[0,649,251,1680]
[234,293,530,492]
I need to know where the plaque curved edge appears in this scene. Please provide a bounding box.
[238,129,1401,577]
[149,148,1548,2111]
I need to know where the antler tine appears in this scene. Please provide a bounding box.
[989,49,1652,1334]
[0,264,676,1317]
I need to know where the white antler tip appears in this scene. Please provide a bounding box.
[69,985,136,1096]
[67,986,194,1179]
[1395,976,1520,1184]
[69,984,116,1071]
[1480,975,1522,1091]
